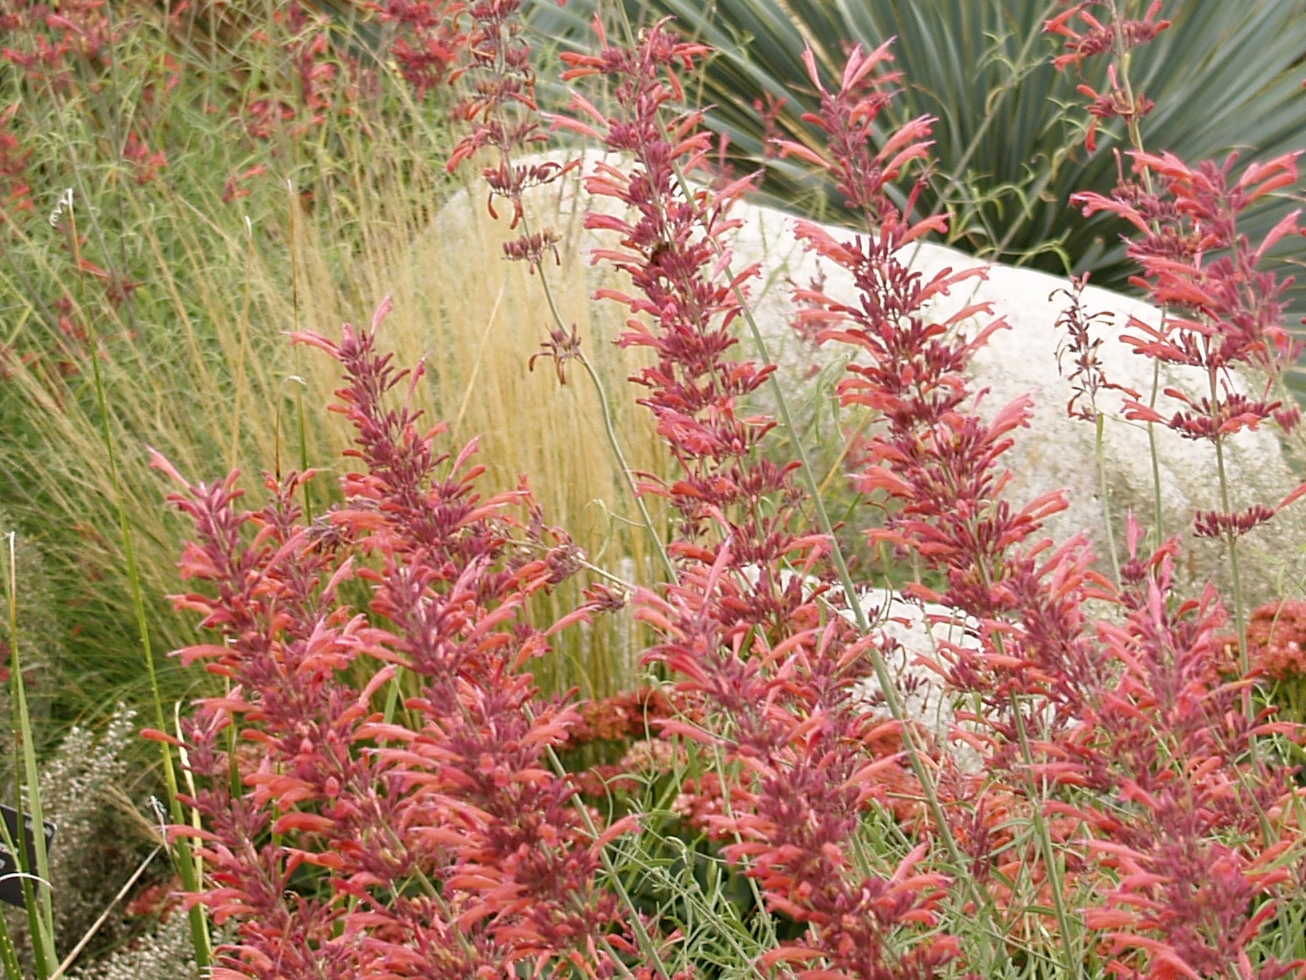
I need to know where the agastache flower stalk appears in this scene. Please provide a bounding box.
[1052,274,1139,584]
[560,22,977,979]
[787,29,1306,980]
[1045,0,1173,543]
[1044,1,1169,151]
[153,300,643,979]
[1044,0,1176,569]
[556,21,779,534]
[447,0,675,580]
[1073,153,1306,662]
[1055,518,1302,980]
[783,41,1106,735]
[783,42,1112,975]
[1049,0,1306,672]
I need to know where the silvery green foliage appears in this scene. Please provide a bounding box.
[4,704,151,971]
[36,704,140,954]
[69,912,197,980]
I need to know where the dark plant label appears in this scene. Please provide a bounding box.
[0,805,56,909]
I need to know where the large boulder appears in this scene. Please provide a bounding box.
[725,199,1306,605]
[428,151,1306,605]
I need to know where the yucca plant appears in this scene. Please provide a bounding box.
[531,0,1306,385]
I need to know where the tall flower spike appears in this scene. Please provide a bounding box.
[564,23,966,980]
[159,300,640,979]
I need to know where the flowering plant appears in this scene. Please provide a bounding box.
[153,301,653,979]
[152,3,1306,980]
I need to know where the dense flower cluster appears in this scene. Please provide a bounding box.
[146,5,1306,980]
[374,0,466,99]
[1047,1,1306,698]
[153,301,645,979]
[559,21,967,980]
[1244,600,1306,682]
[776,24,1306,980]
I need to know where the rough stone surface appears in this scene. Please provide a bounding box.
[433,151,1306,606]
[855,591,975,743]
[724,201,1306,606]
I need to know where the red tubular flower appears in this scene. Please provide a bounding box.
[1044,1,1170,73]
[375,0,467,99]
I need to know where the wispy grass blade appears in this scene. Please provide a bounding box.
[4,531,54,978]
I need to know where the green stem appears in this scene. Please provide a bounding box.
[65,202,212,969]
[527,218,677,583]
[634,88,1006,965]
[0,909,19,980]
[1095,413,1121,586]
[577,351,676,581]
[540,737,672,980]
[1147,359,1165,544]
[1010,694,1082,980]
[4,533,52,979]
[1204,360,1253,731]
[1214,435,1247,666]
[287,181,314,523]
[1111,5,1166,550]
